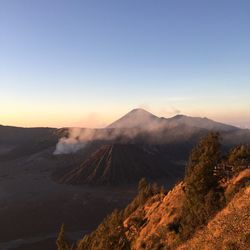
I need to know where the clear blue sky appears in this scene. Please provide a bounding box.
[0,0,249,128]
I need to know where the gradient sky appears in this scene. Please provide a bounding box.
[0,0,250,128]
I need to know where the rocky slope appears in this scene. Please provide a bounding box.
[178,179,250,250]
[68,168,249,250]
[57,144,182,185]
[123,169,250,250]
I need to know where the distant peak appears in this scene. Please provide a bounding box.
[107,108,158,128]
[124,108,157,118]
[129,108,152,114]
[171,114,186,119]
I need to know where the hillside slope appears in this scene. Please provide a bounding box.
[56,134,250,250]
[178,181,250,250]
[69,169,249,250]
[124,170,250,250]
[57,144,181,185]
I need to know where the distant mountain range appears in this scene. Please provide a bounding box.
[1,108,250,161]
[52,109,249,186]
[1,109,250,186]
[107,108,237,132]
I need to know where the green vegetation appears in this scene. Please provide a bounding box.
[124,178,163,218]
[178,132,225,240]
[228,144,250,165]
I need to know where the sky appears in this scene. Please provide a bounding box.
[0,0,249,128]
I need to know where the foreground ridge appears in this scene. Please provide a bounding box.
[56,134,250,250]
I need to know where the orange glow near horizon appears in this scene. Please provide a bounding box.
[1,106,250,129]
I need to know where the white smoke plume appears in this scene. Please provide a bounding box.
[54,137,85,155]
[53,127,120,155]
[53,108,187,155]
[53,125,168,155]
[54,128,96,155]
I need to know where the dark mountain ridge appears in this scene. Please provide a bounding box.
[1,109,249,162]
[57,143,182,185]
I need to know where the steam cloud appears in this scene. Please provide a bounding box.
[54,128,96,155]
[53,109,184,155]
[53,123,170,155]
[53,127,141,155]
[54,137,85,155]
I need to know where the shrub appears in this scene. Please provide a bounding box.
[56,224,72,250]
[228,145,250,167]
[179,132,224,240]
[167,221,180,233]
[124,178,161,218]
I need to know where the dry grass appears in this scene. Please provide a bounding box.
[178,171,250,250]
[124,182,185,249]
[123,169,250,250]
